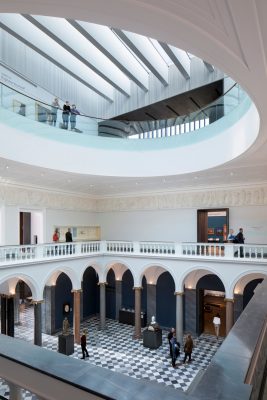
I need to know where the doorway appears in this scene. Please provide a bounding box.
[197,208,229,243]
[196,274,226,337]
[20,212,31,245]
[19,210,44,245]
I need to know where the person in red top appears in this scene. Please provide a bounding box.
[80,329,89,359]
[53,229,59,242]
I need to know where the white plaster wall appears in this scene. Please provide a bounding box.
[96,209,197,242]
[45,209,97,243]
[3,205,19,245]
[96,205,267,244]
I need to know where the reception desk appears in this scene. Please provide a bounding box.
[119,309,147,327]
[143,329,162,349]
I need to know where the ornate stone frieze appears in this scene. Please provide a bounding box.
[95,186,267,212]
[1,183,267,212]
[0,184,96,211]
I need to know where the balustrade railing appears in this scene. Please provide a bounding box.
[0,241,267,265]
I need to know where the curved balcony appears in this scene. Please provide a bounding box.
[0,78,259,177]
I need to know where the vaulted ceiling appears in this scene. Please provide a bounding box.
[0,1,267,197]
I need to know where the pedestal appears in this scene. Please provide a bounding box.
[143,329,162,349]
[58,334,74,355]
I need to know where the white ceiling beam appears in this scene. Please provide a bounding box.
[203,61,215,72]
[68,20,149,92]
[113,29,169,87]
[0,14,114,102]
[159,42,190,80]
[23,15,131,97]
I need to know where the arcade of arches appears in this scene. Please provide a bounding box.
[0,264,264,346]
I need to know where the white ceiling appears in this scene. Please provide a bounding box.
[0,0,267,197]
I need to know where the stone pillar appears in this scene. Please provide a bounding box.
[134,287,142,339]
[72,290,82,343]
[99,283,106,330]
[14,287,20,325]
[42,285,56,335]
[8,382,22,400]
[225,298,234,335]
[33,301,43,346]
[115,280,122,320]
[175,292,184,345]
[146,284,156,324]
[1,295,7,334]
[184,288,197,335]
[7,296,15,337]
[234,293,243,323]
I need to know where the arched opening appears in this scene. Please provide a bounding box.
[55,273,73,331]
[121,269,134,309]
[106,268,116,319]
[243,278,263,309]
[196,274,225,336]
[156,271,175,328]
[82,266,99,319]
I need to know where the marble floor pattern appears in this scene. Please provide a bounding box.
[0,305,223,399]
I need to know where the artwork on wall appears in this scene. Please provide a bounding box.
[55,226,101,242]
[215,228,223,235]
[207,228,214,235]
[13,99,26,116]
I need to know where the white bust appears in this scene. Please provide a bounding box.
[151,315,156,324]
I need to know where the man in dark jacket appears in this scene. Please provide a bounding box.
[235,228,245,257]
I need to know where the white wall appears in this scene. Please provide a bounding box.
[45,209,97,243]
[3,205,19,245]
[31,211,44,244]
[95,205,267,244]
[96,208,197,242]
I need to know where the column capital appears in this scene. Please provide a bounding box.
[71,289,83,293]
[32,299,44,304]
[174,291,184,296]
[224,298,234,303]
[133,286,142,291]
[7,294,15,299]
[98,282,107,286]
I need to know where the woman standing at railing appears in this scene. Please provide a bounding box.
[62,101,71,129]
[50,97,60,127]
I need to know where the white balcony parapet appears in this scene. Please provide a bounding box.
[0,241,267,266]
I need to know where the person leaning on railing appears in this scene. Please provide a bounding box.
[234,228,245,257]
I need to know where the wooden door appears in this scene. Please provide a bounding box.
[20,212,31,245]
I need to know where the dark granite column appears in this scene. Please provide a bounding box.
[134,287,142,339]
[147,284,156,325]
[42,285,56,335]
[175,292,184,345]
[99,283,106,330]
[225,298,234,335]
[184,288,197,335]
[7,296,15,337]
[234,293,243,322]
[73,290,81,343]
[14,286,20,325]
[1,295,7,334]
[8,381,22,400]
[33,301,43,346]
[115,280,122,320]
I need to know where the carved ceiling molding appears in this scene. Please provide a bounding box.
[1,183,267,213]
[0,184,96,211]
[95,186,267,212]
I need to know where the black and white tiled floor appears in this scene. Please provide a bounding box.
[0,305,223,399]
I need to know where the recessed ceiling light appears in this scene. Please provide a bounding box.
[230,172,234,176]
[5,165,9,169]
[194,176,198,180]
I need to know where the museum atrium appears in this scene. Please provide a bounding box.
[0,1,267,400]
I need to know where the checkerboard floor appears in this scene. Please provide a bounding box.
[0,304,223,399]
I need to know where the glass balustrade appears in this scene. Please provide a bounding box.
[0,77,246,140]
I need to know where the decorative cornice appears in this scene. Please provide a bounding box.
[1,183,267,213]
[95,185,267,212]
[0,183,96,211]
